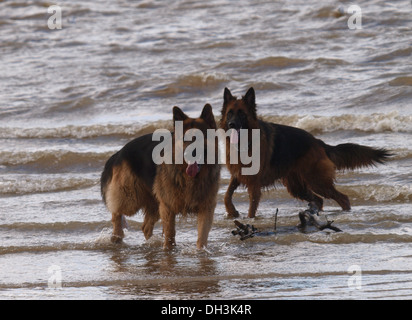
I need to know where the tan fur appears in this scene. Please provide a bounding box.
[153,105,220,249]
[105,161,159,242]
[101,104,220,249]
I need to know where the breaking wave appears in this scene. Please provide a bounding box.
[264,111,412,134]
[343,184,412,203]
[0,150,112,169]
[0,121,171,139]
[0,175,98,195]
[1,111,410,140]
[150,72,229,97]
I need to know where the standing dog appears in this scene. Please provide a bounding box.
[101,104,220,249]
[220,87,391,218]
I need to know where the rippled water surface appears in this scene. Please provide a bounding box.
[0,0,411,299]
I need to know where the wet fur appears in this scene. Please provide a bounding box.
[220,87,391,218]
[101,104,220,249]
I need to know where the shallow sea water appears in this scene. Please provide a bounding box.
[0,0,411,299]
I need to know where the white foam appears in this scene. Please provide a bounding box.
[94,227,114,245]
[266,111,412,133]
[0,174,97,195]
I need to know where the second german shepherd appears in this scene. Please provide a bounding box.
[220,87,391,218]
[101,104,220,249]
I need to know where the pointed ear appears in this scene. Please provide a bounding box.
[173,106,188,123]
[200,103,216,129]
[223,87,234,104]
[243,87,255,107]
[243,87,257,119]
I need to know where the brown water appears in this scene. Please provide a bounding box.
[0,0,411,299]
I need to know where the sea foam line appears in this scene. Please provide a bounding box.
[0,111,409,140]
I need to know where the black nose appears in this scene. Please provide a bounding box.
[228,121,236,129]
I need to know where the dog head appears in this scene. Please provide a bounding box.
[172,104,217,177]
[217,87,261,176]
[173,103,217,133]
[220,87,257,132]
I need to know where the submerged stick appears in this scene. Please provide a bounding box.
[231,205,342,241]
[298,203,342,232]
[232,220,259,240]
[232,208,279,240]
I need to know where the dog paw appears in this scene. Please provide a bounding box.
[110,234,123,244]
[226,210,240,218]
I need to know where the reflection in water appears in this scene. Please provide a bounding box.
[107,245,220,298]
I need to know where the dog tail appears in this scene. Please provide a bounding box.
[323,142,392,170]
[101,151,119,204]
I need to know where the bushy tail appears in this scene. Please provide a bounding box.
[101,151,119,204]
[323,143,392,170]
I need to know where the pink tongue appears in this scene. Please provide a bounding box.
[186,161,200,177]
[230,129,239,144]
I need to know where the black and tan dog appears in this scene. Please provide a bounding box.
[101,104,220,249]
[220,87,391,218]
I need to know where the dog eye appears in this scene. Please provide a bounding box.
[238,110,246,119]
[227,110,233,117]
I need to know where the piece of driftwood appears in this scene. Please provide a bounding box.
[298,203,343,232]
[231,220,259,240]
[231,206,342,240]
[231,209,278,240]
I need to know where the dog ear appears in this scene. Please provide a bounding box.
[200,103,217,129]
[223,87,234,105]
[243,87,257,118]
[221,87,234,121]
[173,106,188,123]
[243,87,255,107]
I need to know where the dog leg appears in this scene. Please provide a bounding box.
[142,201,160,240]
[284,174,324,211]
[247,184,261,218]
[311,185,350,211]
[224,177,240,218]
[306,171,351,211]
[142,209,159,240]
[196,207,215,249]
[159,202,176,249]
[111,212,124,243]
[308,195,324,211]
[329,189,351,211]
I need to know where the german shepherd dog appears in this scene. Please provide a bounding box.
[220,87,391,218]
[101,104,220,249]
